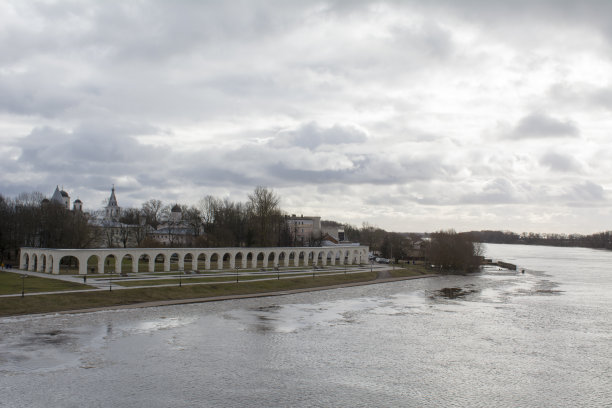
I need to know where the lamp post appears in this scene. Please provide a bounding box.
[21,274,27,297]
[179,270,182,287]
[235,266,239,283]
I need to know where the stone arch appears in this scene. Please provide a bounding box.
[154,253,165,272]
[210,253,220,270]
[278,251,287,267]
[137,253,150,272]
[235,252,244,269]
[87,254,99,274]
[267,252,275,267]
[103,254,116,273]
[59,255,79,274]
[121,254,133,274]
[246,252,255,268]
[317,251,324,265]
[183,253,194,271]
[307,251,315,266]
[221,252,231,269]
[31,253,38,272]
[196,253,207,270]
[38,254,46,272]
[169,253,179,271]
[256,252,265,268]
[46,254,54,273]
[288,251,296,267]
[327,250,335,266]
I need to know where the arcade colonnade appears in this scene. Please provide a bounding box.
[19,246,369,275]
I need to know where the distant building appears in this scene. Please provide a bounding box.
[50,186,70,209]
[148,204,201,246]
[286,215,321,246]
[105,185,121,221]
[46,186,83,212]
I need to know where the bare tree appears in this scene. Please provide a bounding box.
[141,199,163,229]
[247,186,281,246]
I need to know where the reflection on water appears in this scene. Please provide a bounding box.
[0,244,610,407]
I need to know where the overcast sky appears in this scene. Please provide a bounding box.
[2,0,612,234]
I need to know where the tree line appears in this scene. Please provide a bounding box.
[1,187,483,273]
[467,230,612,250]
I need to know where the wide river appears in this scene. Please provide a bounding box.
[1,244,610,407]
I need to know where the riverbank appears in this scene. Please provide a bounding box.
[0,268,433,317]
[54,273,437,316]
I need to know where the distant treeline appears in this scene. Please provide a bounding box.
[467,230,612,250]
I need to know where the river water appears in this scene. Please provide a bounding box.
[0,244,610,407]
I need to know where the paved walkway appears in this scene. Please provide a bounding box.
[1,265,393,297]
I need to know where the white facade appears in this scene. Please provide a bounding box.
[20,245,369,275]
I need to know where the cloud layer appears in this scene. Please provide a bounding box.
[1,0,611,234]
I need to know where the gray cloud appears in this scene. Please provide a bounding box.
[271,122,368,150]
[540,151,583,173]
[1,0,612,233]
[508,113,579,139]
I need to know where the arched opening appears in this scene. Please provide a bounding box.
[59,255,79,274]
[121,254,133,275]
[327,251,334,265]
[278,252,286,266]
[104,254,117,273]
[138,254,149,272]
[184,253,193,271]
[154,254,165,272]
[267,252,275,267]
[210,253,219,270]
[87,255,99,274]
[307,251,315,266]
[289,251,296,267]
[170,253,179,271]
[197,253,206,270]
[222,253,231,269]
[246,252,254,268]
[298,251,306,267]
[23,253,30,270]
[235,252,243,268]
[31,254,38,271]
[40,254,46,272]
[256,252,265,268]
[317,252,324,265]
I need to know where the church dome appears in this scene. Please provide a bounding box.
[171,204,182,212]
[60,190,69,197]
[74,199,82,203]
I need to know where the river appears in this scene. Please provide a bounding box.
[0,244,610,407]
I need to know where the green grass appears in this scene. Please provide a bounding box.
[0,271,94,295]
[0,271,378,317]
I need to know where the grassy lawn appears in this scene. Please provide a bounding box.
[0,271,378,317]
[0,272,94,295]
[114,270,344,287]
[389,263,434,278]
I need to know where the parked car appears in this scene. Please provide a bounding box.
[377,258,390,264]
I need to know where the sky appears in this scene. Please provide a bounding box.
[1,0,612,234]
